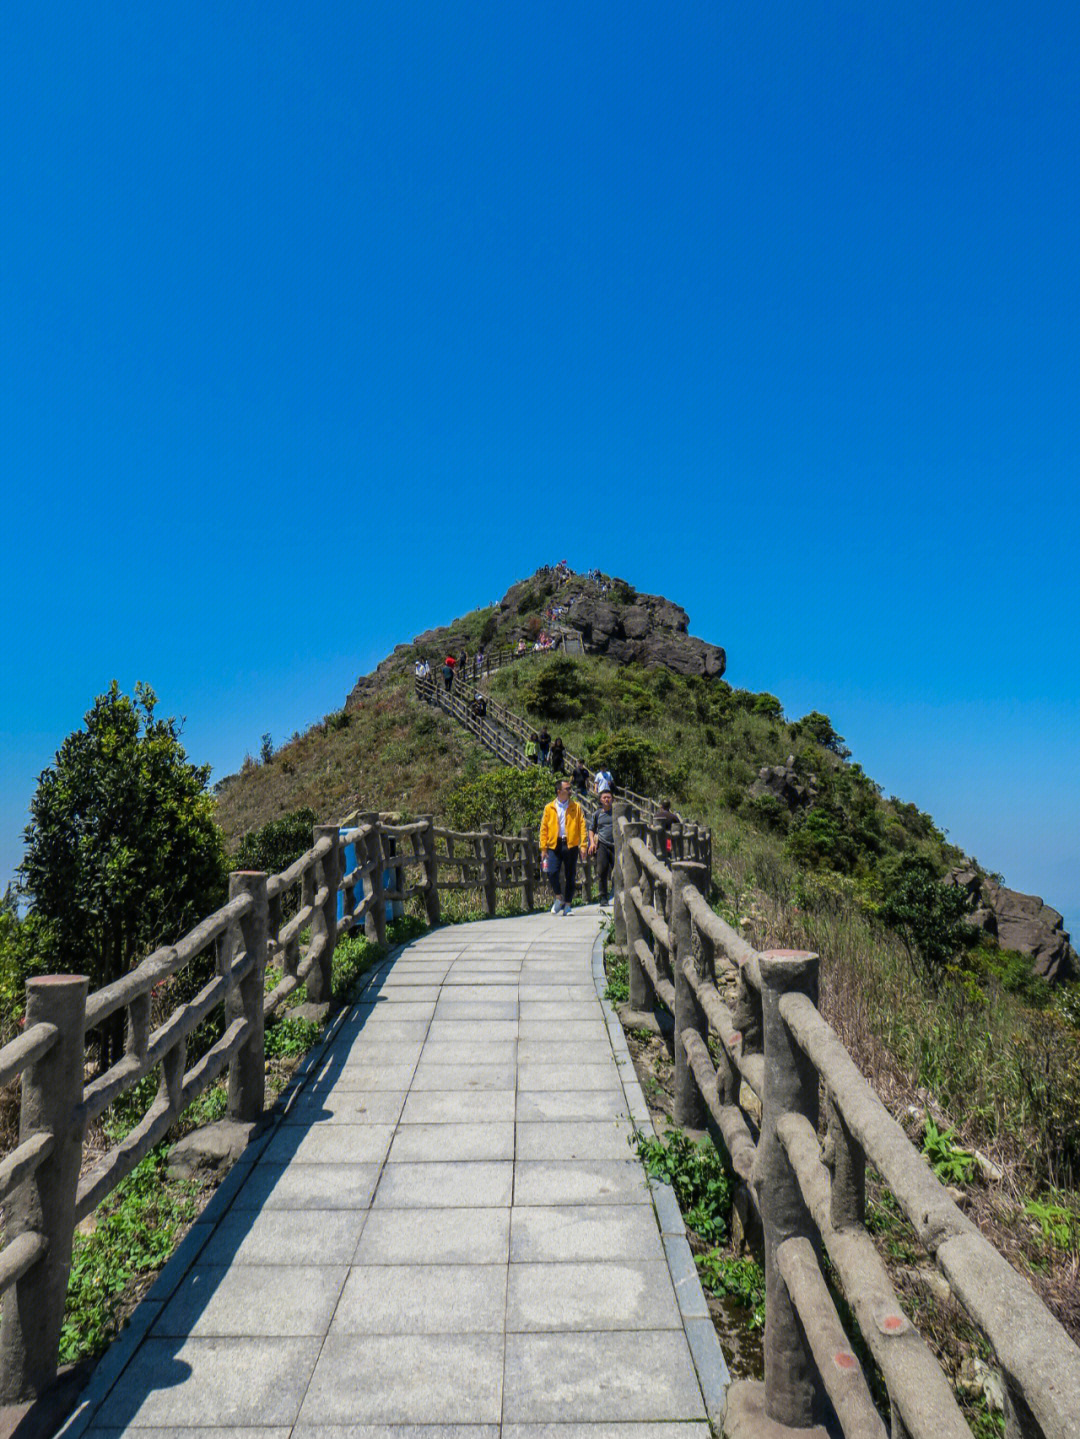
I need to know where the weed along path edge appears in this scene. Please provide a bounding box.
[61,908,728,1436]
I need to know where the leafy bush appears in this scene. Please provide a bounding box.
[752,693,783,719]
[922,1116,976,1184]
[522,657,598,720]
[792,710,850,757]
[586,730,664,795]
[635,1126,731,1245]
[264,1016,322,1058]
[443,767,554,836]
[604,952,630,1003]
[872,855,976,991]
[697,1251,765,1327]
[233,807,318,878]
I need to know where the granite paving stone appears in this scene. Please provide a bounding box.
[153,1264,347,1337]
[282,1089,407,1125]
[90,1336,323,1429]
[374,1160,514,1208]
[507,1260,682,1331]
[199,1208,367,1266]
[333,1263,506,1333]
[263,1122,395,1166]
[297,1334,504,1425]
[515,1120,635,1161]
[409,1061,517,1090]
[231,1162,381,1210]
[353,1207,510,1265]
[517,1063,621,1092]
[387,1120,515,1162]
[399,1088,516,1124]
[515,1089,627,1122]
[514,1160,652,1206]
[510,1204,666,1262]
[503,1331,706,1422]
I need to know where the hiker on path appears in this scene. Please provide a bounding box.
[588,789,616,906]
[442,658,455,692]
[550,736,565,773]
[471,693,487,719]
[593,765,614,796]
[524,732,540,765]
[654,799,677,853]
[572,759,590,796]
[540,777,587,915]
[538,728,551,767]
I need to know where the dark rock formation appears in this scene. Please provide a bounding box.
[947,868,1077,983]
[749,756,819,811]
[564,591,725,678]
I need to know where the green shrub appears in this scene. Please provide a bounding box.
[586,731,665,795]
[233,807,318,878]
[635,1127,731,1245]
[444,767,554,834]
[264,1016,321,1057]
[522,657,598,720]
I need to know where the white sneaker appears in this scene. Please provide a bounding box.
[561,901,572,915]
[550,900,562,915]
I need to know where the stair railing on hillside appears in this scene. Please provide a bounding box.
[0,812,554,1403]
[612,810,1080,1439]
[416,671,670,829]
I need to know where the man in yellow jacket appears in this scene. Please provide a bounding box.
[539,777,588,915]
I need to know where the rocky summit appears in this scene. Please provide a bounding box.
[495,573,725,678]
[348,568,725,704]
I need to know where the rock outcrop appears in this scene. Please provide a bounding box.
[947,867,1077,983]
[749,755,819,811]
[559,591,726,678]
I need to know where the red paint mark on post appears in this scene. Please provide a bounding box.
[882,1315,904,1332]
[834,1352,857,1370]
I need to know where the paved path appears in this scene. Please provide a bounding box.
[67,910,713,1437]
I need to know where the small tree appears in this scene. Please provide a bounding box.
[874,855,975,992]
[260,732,275,765]
[19,682,227,1064]
[444,768,554,835]
[794,711,851,758]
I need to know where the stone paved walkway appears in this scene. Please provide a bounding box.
[68,910,712,1437]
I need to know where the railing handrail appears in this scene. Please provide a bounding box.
[613,815,1080,1439]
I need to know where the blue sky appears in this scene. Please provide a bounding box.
[3,3,1078,939]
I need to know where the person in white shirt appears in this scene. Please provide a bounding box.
[593,768,614,795]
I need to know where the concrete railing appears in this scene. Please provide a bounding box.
[613,811,1080,1439]
[0,812,553,1402]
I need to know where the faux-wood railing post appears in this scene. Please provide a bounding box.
[420,816,441,926]
[480,823,497,917]
[227,871,268,1122]
[612,802,629,948]
[519,830,535,911]
[758,949,823,1429]
[359,813,387,946]
[623,820,649,1009]
[308,825,340,1005]
[672,862,709,1129]
[0,975,88,1401]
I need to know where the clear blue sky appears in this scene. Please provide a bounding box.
[3,3,1078,940]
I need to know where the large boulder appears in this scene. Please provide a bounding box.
[946,869,1076,983]
[749,756,818,811]
[983,881,1076,983]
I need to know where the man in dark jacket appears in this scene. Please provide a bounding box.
[588,789,616,905]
